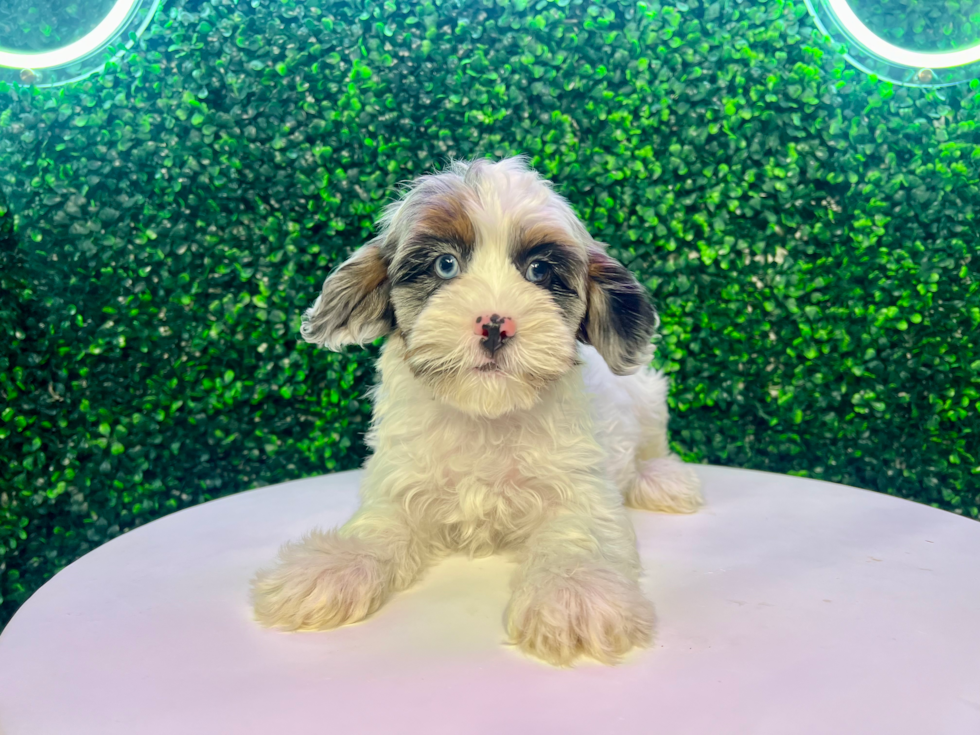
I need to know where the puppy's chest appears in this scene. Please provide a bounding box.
[392,422,564,532]
[429,441,553,514]
[431,461,557,553]
[371,379,605,548]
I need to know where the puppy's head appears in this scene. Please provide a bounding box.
[302,157,656,418]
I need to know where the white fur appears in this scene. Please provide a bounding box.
[252,158,702,667]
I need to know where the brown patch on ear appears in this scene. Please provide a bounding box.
[578,244,657,375]
[358,247,389,291]
[300,242,394,349]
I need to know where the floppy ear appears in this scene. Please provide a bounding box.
[578,245,658,375]
[300,242,394,350]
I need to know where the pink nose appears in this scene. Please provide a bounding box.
[473,314,517,356]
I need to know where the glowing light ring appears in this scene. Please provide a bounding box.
[0,0,138,69]
[827,0,980,69]
[0,0,159,87]
[804,0,980,87]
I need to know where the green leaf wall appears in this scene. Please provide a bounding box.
[1,0,978,629]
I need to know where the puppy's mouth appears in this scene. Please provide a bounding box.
[475,361,503,373]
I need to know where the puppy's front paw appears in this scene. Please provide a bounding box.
[251,530,391,631]
[505,564,655,667]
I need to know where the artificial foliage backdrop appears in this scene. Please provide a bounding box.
[1,0,978,628]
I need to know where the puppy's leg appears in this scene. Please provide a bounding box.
[623,368,702,513]
[505,506,655,667]
[251,502,428,631]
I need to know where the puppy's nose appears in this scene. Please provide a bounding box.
[473,313,517,356]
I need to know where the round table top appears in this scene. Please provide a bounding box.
[1,465,979,735]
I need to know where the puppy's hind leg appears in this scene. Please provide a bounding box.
[251,502,429,631]
[622,368,703,514]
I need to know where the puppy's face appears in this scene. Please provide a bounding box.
[302,158,656,418]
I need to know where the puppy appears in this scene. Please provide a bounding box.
[252,157,702,666]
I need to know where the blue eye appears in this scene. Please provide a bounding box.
[434,254,459,279]
[525,260,550,284]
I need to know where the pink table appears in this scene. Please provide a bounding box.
[1,465,978,734]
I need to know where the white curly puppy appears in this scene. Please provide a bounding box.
[252,157,702,666]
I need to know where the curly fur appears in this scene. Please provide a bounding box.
[252,157,702,666]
